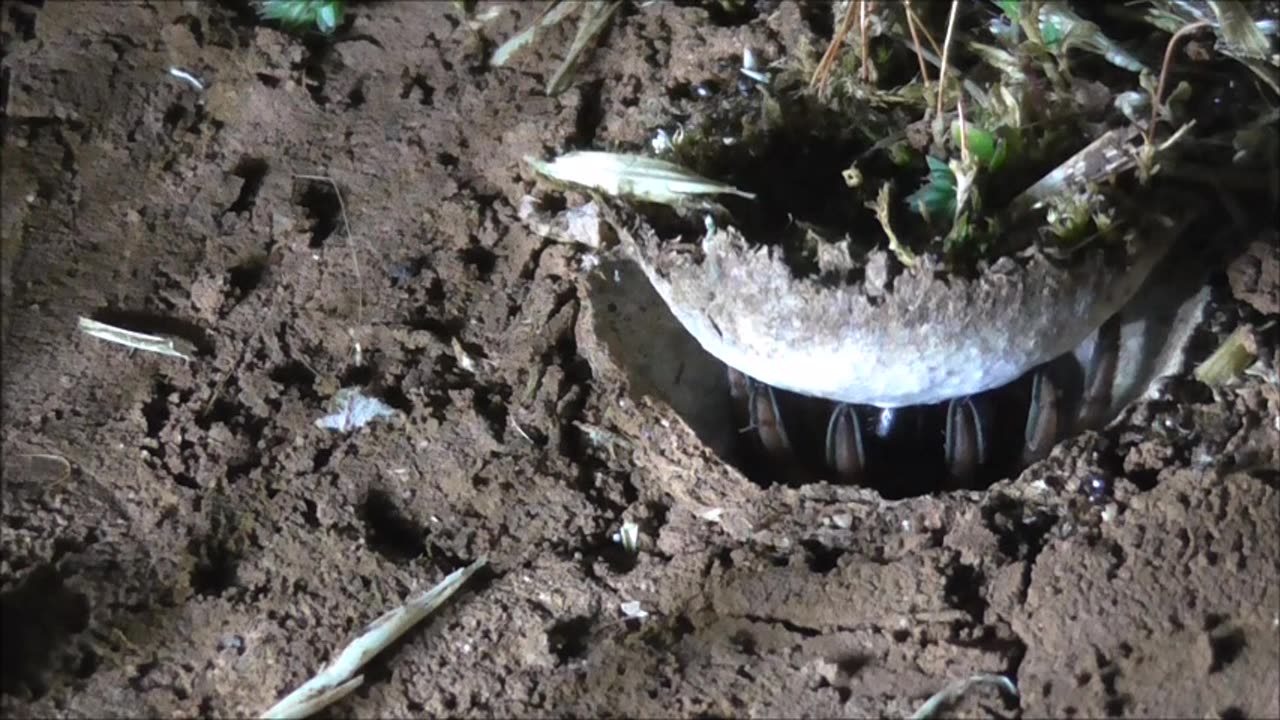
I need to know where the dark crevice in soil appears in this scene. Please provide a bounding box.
[948,623,1027,688]
[0,564,91,699]
[389,255,432,288]
[983,496,1057,562]
[7,3,38,42]
[546,616,593,664]
[1126,468,1160,492]
[472,382,511,443]
[187,536,240,598]
[311,445,335,473]
[360,490,427,563]
[943,560,988,622]
[269,360,319,400]
[225,156,269,215]
[227,255,270,302]
[410,309,466,340]
[569,79,605,148]
[339,363,374,387]
[293,178,342,248]
[800,539,842,574]
[740,615,822,639]
[174,14,204,47]
[293,35,337,106]
[673,0,759,27]
[345,76,367,109]
[459,242,498,279]
[584,532,639,575]
[1096,649,1127,716]
[142,379,174,438]
[981,495,1057,604]
[70,645,100,680]
[400,71,435,107]
[1204,615,1247,673]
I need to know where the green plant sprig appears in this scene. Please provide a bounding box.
[259,0,345,35]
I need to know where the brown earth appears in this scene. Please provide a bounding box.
[2,2,1278,718]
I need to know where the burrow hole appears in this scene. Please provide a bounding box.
[293,178,341,248]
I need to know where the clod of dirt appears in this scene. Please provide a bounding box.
[1227,231,1280,316]
[602,199,1178,407]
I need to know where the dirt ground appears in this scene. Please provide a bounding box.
[2,2,1278,718]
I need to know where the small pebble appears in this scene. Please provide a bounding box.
[1083,473,1112,504]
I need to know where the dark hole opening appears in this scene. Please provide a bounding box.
[226,157,269,215]
[293,179,342,248]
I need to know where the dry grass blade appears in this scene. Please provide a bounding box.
[77,317,195,361]
[811,0,859,95]
[1195,325,1259,387]
[525,151,755,205]
[868,183,917,268]
[1005,126,1142,219]
[858,0,872,83]
[546,0,622,96]
[1206,0,1272,59]
[903,0,931,92]
[1148,20,1214,139]
[935,0,960,120]
[490,0,578,67]
[259,558,487,719]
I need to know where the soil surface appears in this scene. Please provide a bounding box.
[2,2,1278,718]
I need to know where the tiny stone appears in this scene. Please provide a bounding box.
[1083,473,1112,504]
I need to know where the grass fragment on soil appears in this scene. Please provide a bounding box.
[259,558,487,719]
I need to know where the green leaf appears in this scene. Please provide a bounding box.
[906,156,958,225]
[951,124,998,168]
[317,4,338,33]
[1040,17,1064,48]
[996,0,1021,22]
[259,0,345,35]
[889,142,914,167]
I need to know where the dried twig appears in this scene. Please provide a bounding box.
[858,0,872,83]
[1005,125,1143,219]
[490,0,577,67]
[259,558,487,719]
[935,0,960,120]
[1195,325,1258,387]
[903,0,931,93]
[77,317,195,361]
[546,0,622,96]
[525,151,754,205]
[811,1,859,95]
[1147,20,1213,139]
[868,183,917,268]
[906,1,943,58]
